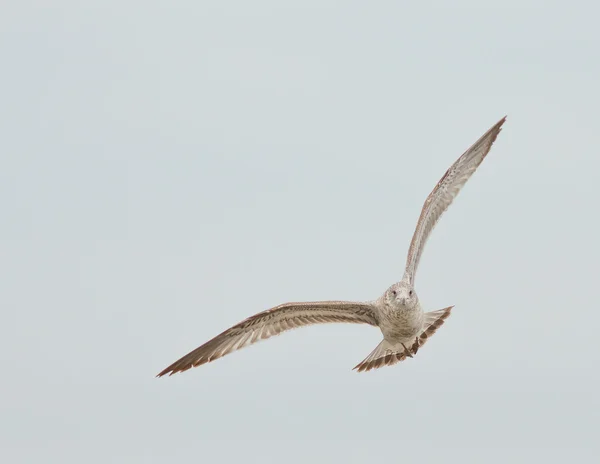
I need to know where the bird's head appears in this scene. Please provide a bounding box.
[385,281,419,310]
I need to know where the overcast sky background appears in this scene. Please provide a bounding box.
[1,1,599,463]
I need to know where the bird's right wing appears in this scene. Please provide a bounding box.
[157,301,378,376]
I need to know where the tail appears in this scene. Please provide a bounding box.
[353,306,453,373]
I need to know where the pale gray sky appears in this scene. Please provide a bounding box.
[1,1,599,463]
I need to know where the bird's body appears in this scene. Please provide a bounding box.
[374,282,421,345]
[158,116,506,376]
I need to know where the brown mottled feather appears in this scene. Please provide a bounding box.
[353,306,452,372]
[157,301,378,377]
[405,117,506,284]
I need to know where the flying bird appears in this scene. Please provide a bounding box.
[158,116,506,376]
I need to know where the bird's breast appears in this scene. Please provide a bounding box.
[379,306,424,342]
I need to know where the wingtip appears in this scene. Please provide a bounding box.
[156,365,182,378]
[485,116,507,146]
[352,363,365,373]
[155,369,185,378]
[496,115,508,129]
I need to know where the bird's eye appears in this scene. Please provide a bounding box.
[392,290,397,296]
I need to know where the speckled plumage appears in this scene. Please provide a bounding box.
[157,116,506,377]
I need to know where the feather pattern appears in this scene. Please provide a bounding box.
[353,306,453,372]
[157,301,378,376]
[404,117,506,284]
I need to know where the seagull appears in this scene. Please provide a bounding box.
[157,116,506,376]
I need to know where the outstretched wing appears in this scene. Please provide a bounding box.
[404,117,506,284]
[157,301,378,376]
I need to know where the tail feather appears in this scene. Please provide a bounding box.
[352,339,412,373]
[353,306,453,373]
[417,306,453,349]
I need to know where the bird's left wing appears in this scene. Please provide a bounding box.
[403,117,506,284]
[157,301,378,376]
